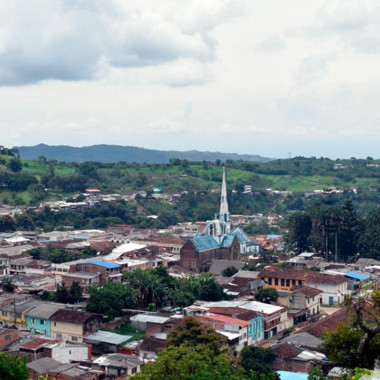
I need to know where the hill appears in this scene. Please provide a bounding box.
[15,144,273,163]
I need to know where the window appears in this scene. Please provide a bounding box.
[71,336,78,341]
[40,320,45,325]
[2,311,7,317]
[286,279,290,287]
[274,278,278,285]
[31,318,36,323]
[281,279,285,286]
[299,280,303,286]
[54,322,57,326]
[268,278,272,285]
[292,280,296,285]
[56,333,62,338]
[5,334,10,340]
[132,368,137,374]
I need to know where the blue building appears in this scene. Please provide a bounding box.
[25,303,62,336]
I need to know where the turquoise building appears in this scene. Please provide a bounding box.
[25,303,62,336]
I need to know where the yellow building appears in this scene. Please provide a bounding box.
[258,266,308,291]
[0,299,41,330]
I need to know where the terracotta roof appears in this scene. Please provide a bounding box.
[50,309,101,324]
[295,308,352,338]
[200,314,250,327]
[259,266,309,281]
[234,309,260,321]
[21,338,61,350]
[292,286,323,298]
[259,266,348,285]
[139,336,167,353]
[272,342,303,359]
[306,272,347,285]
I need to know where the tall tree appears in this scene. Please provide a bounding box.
[286,212,312,253]
[0,353,28,380]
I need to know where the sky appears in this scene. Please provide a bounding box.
[1,0,380,159]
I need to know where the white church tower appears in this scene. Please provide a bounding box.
[203,166,231,243]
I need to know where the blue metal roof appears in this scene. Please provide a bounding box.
[81,261,120,269]
[345,272,369,281]
[191,235,219,252]
[221,235,235,248]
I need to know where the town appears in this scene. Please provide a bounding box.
[0,166,379,379]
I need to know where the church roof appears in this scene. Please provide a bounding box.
[191,235,220,252]
[221,235,235,248]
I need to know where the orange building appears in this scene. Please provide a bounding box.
[258,266,309,291]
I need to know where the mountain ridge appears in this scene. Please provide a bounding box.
[15,144,273,163]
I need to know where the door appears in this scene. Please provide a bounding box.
[329,296,334,306]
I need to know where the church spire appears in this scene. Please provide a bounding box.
[219,166,229,222]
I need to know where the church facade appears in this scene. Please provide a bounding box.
[180,167,246,273]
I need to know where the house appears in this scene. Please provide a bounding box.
[25,303,63,336]
[195,313,250,352]
[0,327,19,350]
[93,353,143,378]
[71,261,122,283]
[19,338,91,363]
[50,309,102,343]
[344,272,371,291]
[130,314,170,333]
[0,299,41,330]
[85,330,132,354]
[271,341,325,372]
[208,307,264,346]
[139,335,167,360]
[239,301,286,340]
[61,272,101,289]
[258,266,308,291]
[259,266,349,306]
[27,357,102,380]
[278,287,323,325]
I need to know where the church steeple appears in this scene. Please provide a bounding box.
[219,166,229,222]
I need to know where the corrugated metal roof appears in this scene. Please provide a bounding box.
[85,330,131,345]
[345,272,369,281]
[191,235,219,252]
[221,235,235,248]
[81,261,120,269]
[130,314,170,324]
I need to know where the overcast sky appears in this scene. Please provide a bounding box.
[1,0,380,159]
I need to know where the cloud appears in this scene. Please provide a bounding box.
[0,0,237,85]
[260,35,286,51]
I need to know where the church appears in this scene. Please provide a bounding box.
[180,167,256,273]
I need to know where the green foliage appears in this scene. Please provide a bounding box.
[26,246,94,263]
[0,353,28,380]
[322,289,380,369]
[167,316,226,355]
[254,288,278,303]
[307,367,328,380]
[222,266,239,277]
[1,278,15,293]
[87,281,135,320]
[6,158,22,172]
[240,346,277,378]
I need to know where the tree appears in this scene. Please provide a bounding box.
[255,288,278,303]
[0,353,28,380]
[133,344,247,380]
[6,158,22,173]
[1,278,15,293]
[222,266,239,277]
[321,288,380,369]
[286,212,312,253]
[87,281,135,320]
[240,346,277,378]
[167,316,226,355]
[68,282,83,304]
